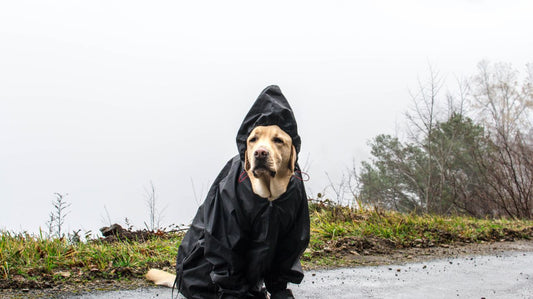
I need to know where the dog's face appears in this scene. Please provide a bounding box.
[244,125,296,179]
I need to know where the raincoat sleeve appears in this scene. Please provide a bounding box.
[265,187,310,293]
[203,185,250,298]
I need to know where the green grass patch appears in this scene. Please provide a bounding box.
[0,231,181,289]
[308,202,533,247]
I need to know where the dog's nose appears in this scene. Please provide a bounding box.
[254,148,269,159]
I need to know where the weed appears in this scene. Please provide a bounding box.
[47,193,70,239]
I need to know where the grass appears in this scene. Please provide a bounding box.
[1,202,533,289]
[310,203,532,243]
[304,201,533,267]
[0,231,179,289]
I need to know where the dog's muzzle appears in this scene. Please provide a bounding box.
[253,149,276,177]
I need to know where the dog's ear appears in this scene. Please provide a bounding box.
[244,150,251,171]
[288,145,297,172]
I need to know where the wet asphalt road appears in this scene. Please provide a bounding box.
[72,251,533,299]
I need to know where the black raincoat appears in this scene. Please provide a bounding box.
[175,86,310,299]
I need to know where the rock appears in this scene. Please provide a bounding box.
[100,223,124,237]
[54,271,71,278]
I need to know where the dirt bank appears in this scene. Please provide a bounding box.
[310,238,533,269]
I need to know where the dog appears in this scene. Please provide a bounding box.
[147,85,309,299]
[244,125,297,201]
[146,125,296,283]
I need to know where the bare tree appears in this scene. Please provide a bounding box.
[405,64,445,212]
[325,171,347,206]
[345,158,362,209]
[144,181,166,231]
[472,61,532,138]
[470,61,533,219]
[321,160,362,210]
[48,193,70,239]
[433,78,475,215]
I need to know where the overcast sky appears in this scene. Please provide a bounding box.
[1,0,532,234]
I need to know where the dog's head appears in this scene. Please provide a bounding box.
[244,125,297,179]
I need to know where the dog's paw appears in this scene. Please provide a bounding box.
[270,289,295,299]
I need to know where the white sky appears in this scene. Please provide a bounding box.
[1,0,532,234]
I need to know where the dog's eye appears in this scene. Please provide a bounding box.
[249,137,257,143]
[273,137,284,144]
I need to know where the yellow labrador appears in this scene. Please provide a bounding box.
[244,125,297,201]
[146,125,297,287]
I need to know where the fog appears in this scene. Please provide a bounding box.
[1,0,532,234]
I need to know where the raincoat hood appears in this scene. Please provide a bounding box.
[236,85,301,161]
